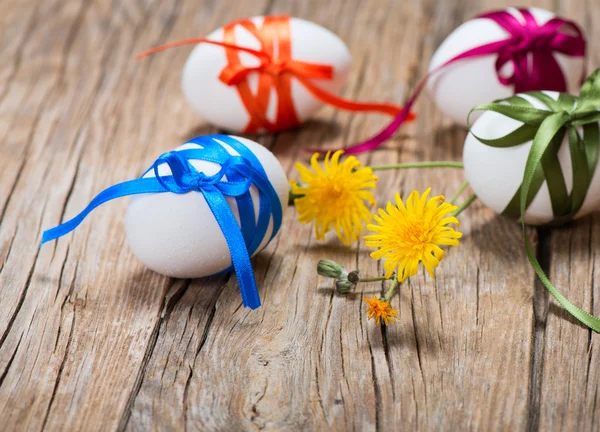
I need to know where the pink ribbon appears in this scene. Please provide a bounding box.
[336,8,586,155]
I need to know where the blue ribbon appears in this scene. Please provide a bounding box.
[41,135,283,310]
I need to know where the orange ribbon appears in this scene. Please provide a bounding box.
[136,16,415,133]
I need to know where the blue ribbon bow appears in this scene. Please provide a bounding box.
[41,135,283,310]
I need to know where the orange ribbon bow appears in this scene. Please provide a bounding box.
[136,15,415,133]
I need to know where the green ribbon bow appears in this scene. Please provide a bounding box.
[470,69,600,332]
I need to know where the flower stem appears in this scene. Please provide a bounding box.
[452,194,478,217]
[359,276,391,283]
[450,181,469,205]
[383,274,399,302]
[288,189,304,205]
[370,161,464,171]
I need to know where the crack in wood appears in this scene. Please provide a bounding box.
[0,332,23,390]
[54,259,78,353]
[54,246,70,303]
[476,267,480,326]
[116,281,174,432]
[367,338,382,432]
[0,245,41,352]
[55,152,85,231]
[314,286,334,421]
[0,158,27,227]
[585,218,596,403]
[177,302,194,345]
[34,198,49,242]
[314,365,327,421]
[410,288,426,388]
[249,378,268,429]
[434,277,445,331]
[379,274,396,402]
[41,303,76,430]
[527,227,551,432]
[164,280,192,321]
[182,364,193,430]
[0,229,16,277]
[380,323,396,402]
[339,326,351,399]
[291,264,300,321]
[179,288,222,430]
[193,298,219,360]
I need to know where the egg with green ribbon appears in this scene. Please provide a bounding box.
[464,69,600,225]
[463,70,600,334]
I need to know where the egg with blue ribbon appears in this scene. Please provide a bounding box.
[41,135,288,310]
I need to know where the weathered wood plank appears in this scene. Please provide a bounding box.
[348,1,539,429]
[0,0,193,429]
[532,2,600,431]
[127,0,537,430]
[0,0,598,430]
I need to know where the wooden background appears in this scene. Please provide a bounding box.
[1,0,599,430]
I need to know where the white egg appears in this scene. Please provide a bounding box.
[181,16,352,132]
[464,91,600,225]
[125,136,288,278]
[428,7,585,126]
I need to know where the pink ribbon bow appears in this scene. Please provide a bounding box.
[338,8,586,154]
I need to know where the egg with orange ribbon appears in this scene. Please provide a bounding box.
[137,16,413,134]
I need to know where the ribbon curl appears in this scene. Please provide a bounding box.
[41,135,283,310]
[469,69,600,332]
[137,16,415,133]
[340,8,586,154]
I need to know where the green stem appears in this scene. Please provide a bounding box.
[450,181,469,205]
[452,194,478,217]
[370,161,464,171]
[288,190,304,206]
[384,274,399,302]
[359,276,392,283]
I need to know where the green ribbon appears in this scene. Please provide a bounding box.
[469,69,600,332]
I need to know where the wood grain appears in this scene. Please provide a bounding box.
[0,0,598,430]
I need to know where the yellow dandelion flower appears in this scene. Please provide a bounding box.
[291,150,378,246]
[364,188,462,282]
[363,296,399,326]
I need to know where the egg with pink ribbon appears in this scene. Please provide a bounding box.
[427,7,586,126]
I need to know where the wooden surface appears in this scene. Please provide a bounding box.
[1,0,599,430]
